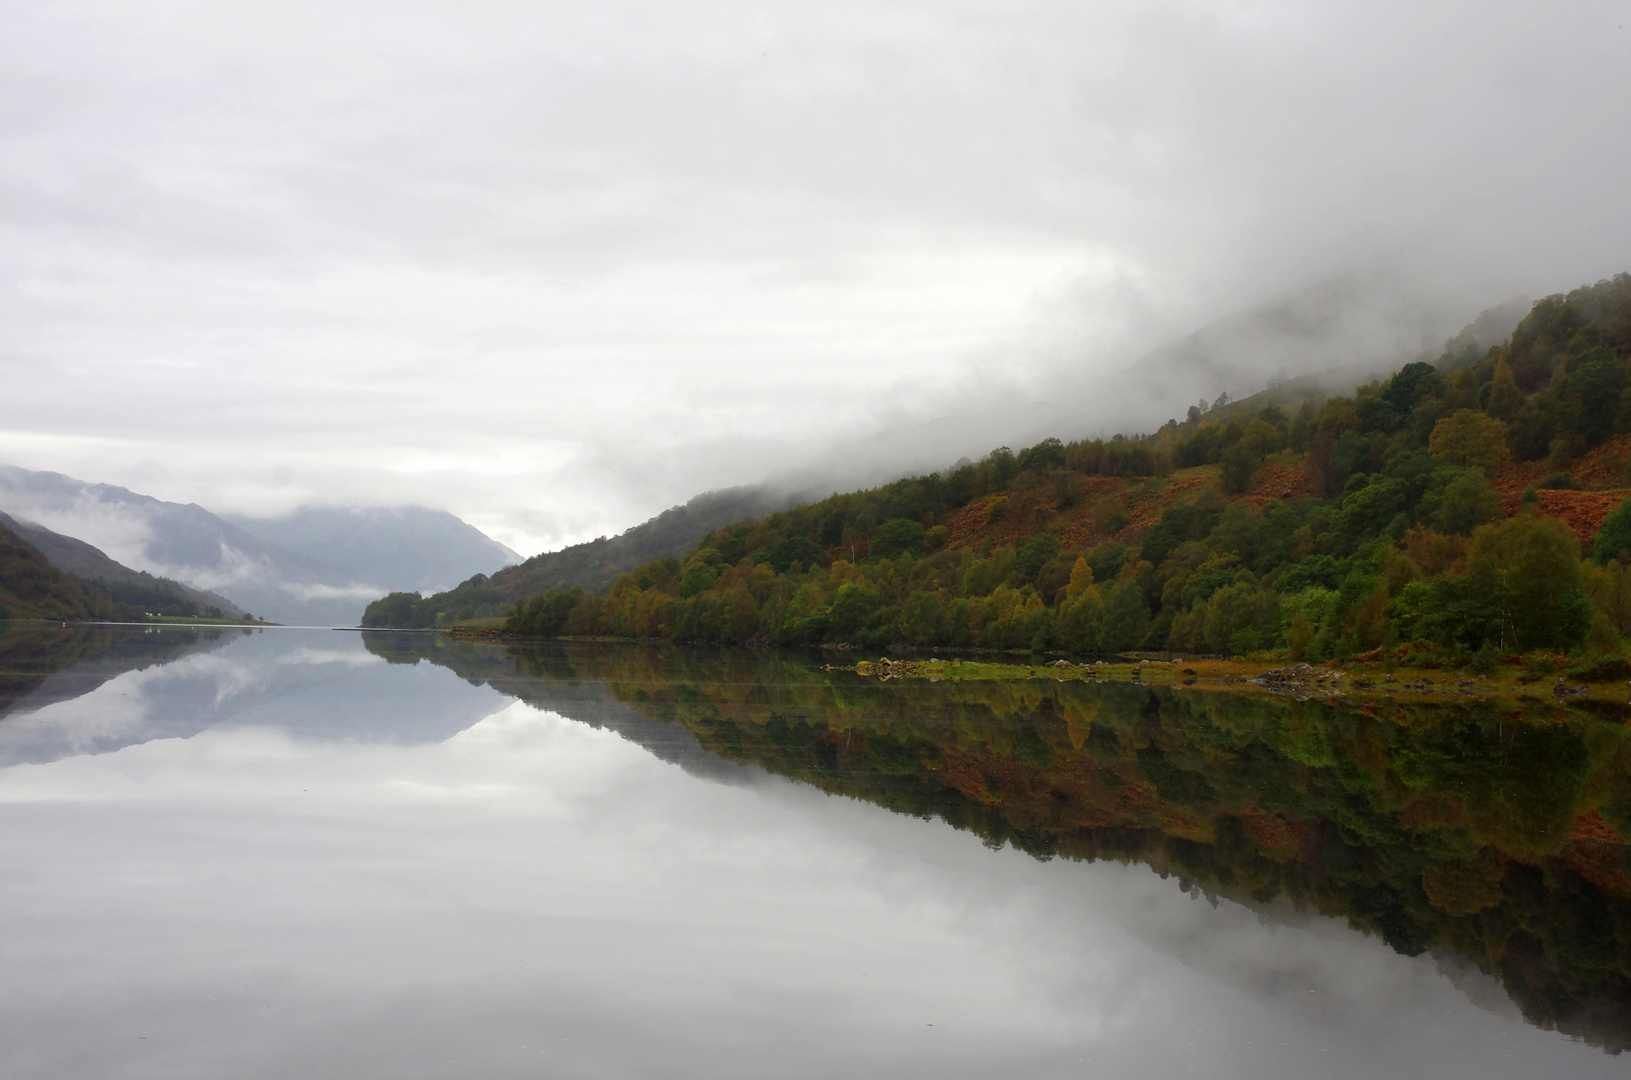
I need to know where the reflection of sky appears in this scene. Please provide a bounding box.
[0,631,1620,1078]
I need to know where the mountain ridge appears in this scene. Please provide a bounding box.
[0,511,247,619]
[0,465,518,625]
[361,485,793,627]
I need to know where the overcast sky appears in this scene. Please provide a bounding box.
[2,0,1628,554]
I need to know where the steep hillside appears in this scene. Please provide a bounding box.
[0,519,111,621]
[492,272,1631,661]
[362,485,788,627]
[0,465,358,624]
[0,512,245,619]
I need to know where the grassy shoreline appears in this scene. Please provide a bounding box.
[435,624,1631,710]
[830,654,1631,708]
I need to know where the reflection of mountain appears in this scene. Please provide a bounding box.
[362,632,761,785]
[0,627,509,767]
[376,637,1631,1054]
[0,624,234,723]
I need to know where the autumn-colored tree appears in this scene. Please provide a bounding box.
[1429,410,1511,477]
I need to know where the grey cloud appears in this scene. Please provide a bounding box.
[0,1,1626,553]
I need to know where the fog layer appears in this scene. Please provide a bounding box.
[1,1,1626,553]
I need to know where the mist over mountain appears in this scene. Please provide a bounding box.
[221,507,519,596]
[364,276,1533,625]
[0,465,517,625]
[0,511,247,618]
[770,270,1528,504]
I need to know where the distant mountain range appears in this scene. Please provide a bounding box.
[0,464,519,625]
[220,506,519,597]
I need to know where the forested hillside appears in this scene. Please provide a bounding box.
[473,274,1631,661]
[362,484,788,627]
[0,520,112,621]
[0,512,240,619]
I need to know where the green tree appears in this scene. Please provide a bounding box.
[1240,418,1282,456]
[870,518,926,559]
[1429,410,1511,477]
[1097,580,1150,651]
[1015,533,1060,581]
[1556,346,1626,446]
[828,582,882,637]
[1593,497,1631,564]
[1220,444,1257,495]
[1433,469,1503,536]
[1487,356,1524,422]
[1469,515,1593,650]
[766,536,825,573]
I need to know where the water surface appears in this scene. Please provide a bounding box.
[1,624,1627,1078]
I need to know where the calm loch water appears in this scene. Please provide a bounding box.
[1,624,1627,1078]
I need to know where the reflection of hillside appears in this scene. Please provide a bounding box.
[361,632,761,784]
[375,636,1631,1054]
[0,624,237,722]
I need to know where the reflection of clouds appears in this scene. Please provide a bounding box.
[0,690,1614,1080]
[275,645,384,669]
[0,678,154,753]
[0,634,402,765]
[0,651,245,758]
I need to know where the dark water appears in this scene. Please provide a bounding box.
[1,624,1628,1078]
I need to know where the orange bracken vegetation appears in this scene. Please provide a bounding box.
[1499,488,1629,542]
[942,469,1223,553]
[1240,463,1312,508]
[1496,432,1631,497]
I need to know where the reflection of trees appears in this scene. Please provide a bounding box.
[364,635,1631,1053]
[0,625,232,720]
